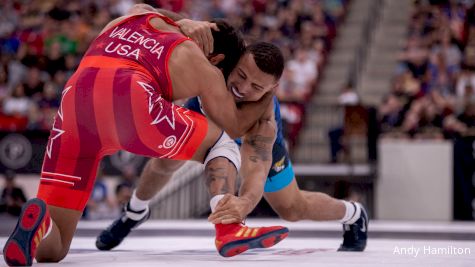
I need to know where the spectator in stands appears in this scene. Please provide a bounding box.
[278,71,306,103]
[278,47,318,146]
[109,0,136,17]
[432,30,462,74]
[5,57,25,92]
[426,52,453,95]
[0,64,9,102]
[0,3,19,44]
[455,67,475,105]
[399,36,429,80]
[22,67,44,99]
[0,170,27,216]
[64,53,78,78]
[415,97,445,139]
[382,0,475,140]
[36,82,60,129]
[328,83,360,163]
[379,94,406,134]
[308,38,326,68]
[25,104,42,130]
[286,48,318,99]
[442,100,475,138]
[308,3,336,43]
[457,101,475,128]
[338,83,359,106]
[3,83,31,117]
[208,0,226,19]
[38,82,60,109]
[44,41,67,78]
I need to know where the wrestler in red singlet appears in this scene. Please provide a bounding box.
[37,13,208,211]
[4,7,277,265]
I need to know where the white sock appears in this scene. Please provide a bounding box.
[210,194,225,213]
[129,190,150,212]
[339,201,361,224]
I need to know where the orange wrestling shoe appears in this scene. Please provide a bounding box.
[3,198,52,266]
[215,223,289,257]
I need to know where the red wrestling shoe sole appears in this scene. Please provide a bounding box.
[3,198,50,266]
[218,227,289,257]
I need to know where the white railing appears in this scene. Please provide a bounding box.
[150,162,210,219]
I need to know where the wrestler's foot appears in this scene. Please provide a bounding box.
[215,223,289,257]
[96,202,150,251]
[338,203,368,252]
[3,198,52,266]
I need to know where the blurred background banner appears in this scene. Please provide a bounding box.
[0,131,47,173]
[0,132,146,175]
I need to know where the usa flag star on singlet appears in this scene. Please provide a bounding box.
[57,86,72,120]
[46,125,65,159]
[47,86,73,159]
[137,81,176,129]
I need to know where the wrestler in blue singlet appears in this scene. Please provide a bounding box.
[185,96,295,192]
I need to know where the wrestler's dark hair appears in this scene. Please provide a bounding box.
[211,19,246,80]
[246,42,284,80]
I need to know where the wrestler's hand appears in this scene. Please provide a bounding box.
[177,19,218,56]
[208,194,252,224]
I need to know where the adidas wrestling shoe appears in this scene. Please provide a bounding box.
[95,202,150,251]
[338,203,368,252]
[3,198,52,266]
[215,223,289,257]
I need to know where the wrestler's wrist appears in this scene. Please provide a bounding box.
[239,196,254,215]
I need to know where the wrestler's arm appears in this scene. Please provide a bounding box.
[171,41,273,138]
[237,103,276,211]
[103,4,215,55]
[131,4,216,56]
[208,103,276,224]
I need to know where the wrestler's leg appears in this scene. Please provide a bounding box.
[35,207,82,262]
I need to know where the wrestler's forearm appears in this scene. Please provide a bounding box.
[238,164,267,213]
[238,127,275,214]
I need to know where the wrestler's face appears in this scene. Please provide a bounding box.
[227,53,278,103]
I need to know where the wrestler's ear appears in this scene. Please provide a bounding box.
[208,54,225,66]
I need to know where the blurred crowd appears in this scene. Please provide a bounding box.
[0,166,135,219]
[0,170,26,217]
[0,0,347,148]
[380,0,475,139]
[83,164,137,220]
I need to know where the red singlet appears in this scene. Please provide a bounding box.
[37,13,208,211]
